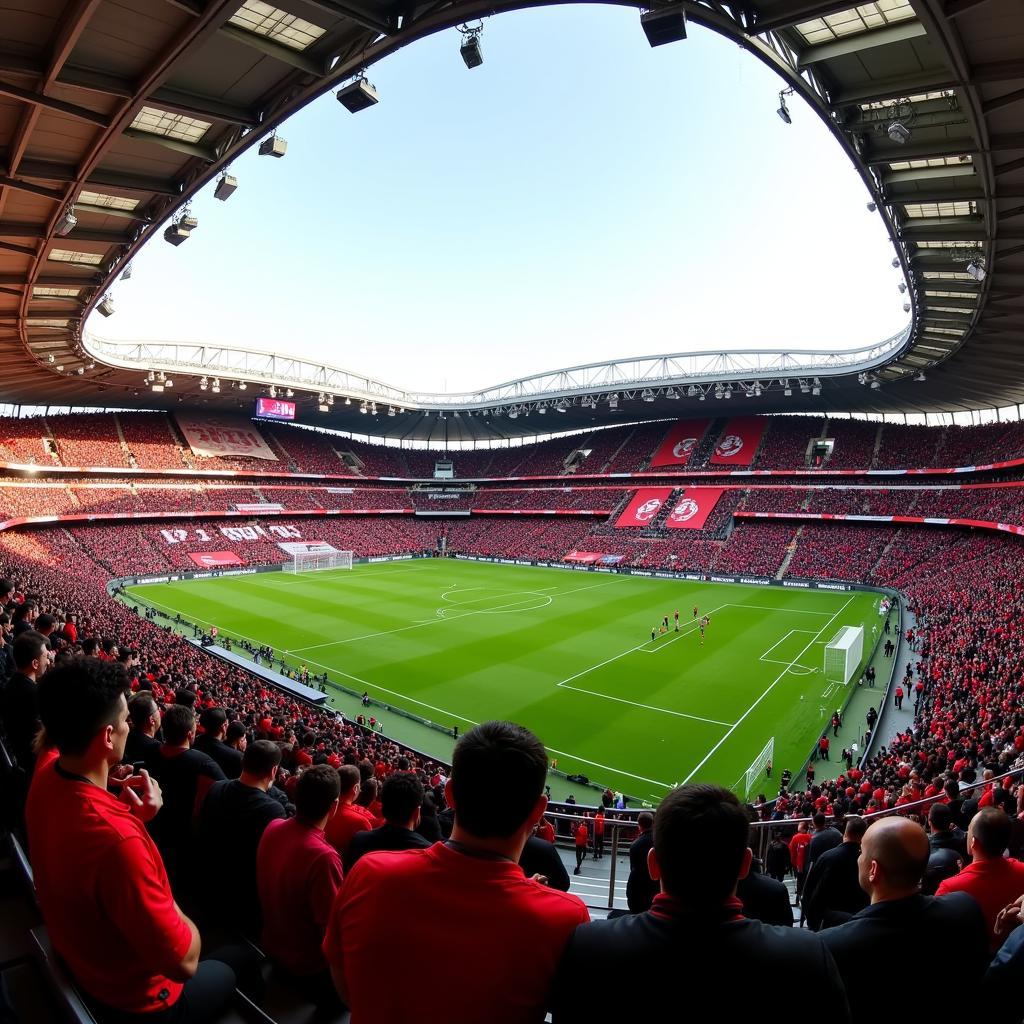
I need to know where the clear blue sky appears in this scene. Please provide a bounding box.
[95,4,907,394]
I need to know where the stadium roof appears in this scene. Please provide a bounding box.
[0,0,1021,441]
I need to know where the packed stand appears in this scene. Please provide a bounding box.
[937,420,1024,468]
[784,524,896,581]
[119,412,190,469]
[873,424,944,470]
[603,422,667,473]
[819,419,880,470]
[754,417,825,469]
[0,417,53,465]
[713,523,796,577]
[264,425,355,475]
[47,413,128,468]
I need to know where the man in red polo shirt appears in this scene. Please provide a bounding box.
[323,764,371,856]
[937,807,1024,950]
[26,657,236,1022]
[257,764,343,1007]
[323,721,588,1024]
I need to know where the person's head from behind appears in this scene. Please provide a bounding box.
[226,721,247,751]
[295,764,341,825]
[337,764,361,803]
[128,691,161,735]
[929,801,954,834]
[34,613,56,637]
[858,817,929,901]
[649,785,751,908]
[381,772,424,829]
[446,721,548,842]
[844,815,867,843]
[12,602,35,625]
[37,657,131,767]
[13,630,50,680]
[161,704,196,748]
[81,637,99,657]
[199,706,228,740]
[242,739,282,784]
[968,807,1011,861]
[637,811,654,833]
[812,812,827,831]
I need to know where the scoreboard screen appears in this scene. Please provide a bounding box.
[254,397,296,421]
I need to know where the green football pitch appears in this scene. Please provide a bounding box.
[126,560,881,803]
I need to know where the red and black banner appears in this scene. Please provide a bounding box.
[664,488,725,530]
[614,487,674,528]
[650,420,711,468]
[710,417,767,466]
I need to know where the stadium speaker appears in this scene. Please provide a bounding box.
[337,79,379,113]
[163,222,190,246]
[214,174,238,200]
[259,135,287,158]
[460,34,483,68]
[641,7,686,47]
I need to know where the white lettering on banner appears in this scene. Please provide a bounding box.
[268,525,302,539]
[161,529,188,544]
[196,528,211,542]
[783,581,811,588]
[710,576,734,583]
[818,583,850,591]
[174,411,279,461]
[739,577,770,586]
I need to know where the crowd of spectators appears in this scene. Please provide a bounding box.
[47,413,128,468]
[873,424,945,470]
[754,417,826,469]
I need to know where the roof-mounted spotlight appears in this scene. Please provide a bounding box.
[898,282,907,293]
[97,294,114,317]
[387,406,396,417]
[337,74,379,112]
[811,385,821,396]
[200,376,209,391]
[269,385,277,398]
[966,259,986,282]
[238,381,247,391]
[76,366,85,375]
[458,23,484,68]
[163,220,191,246]
[214,173,238,201]
[915,371,927,382]
[211,378,221,393]
[777,87,794,124]
[259,132,287,158]
[665,387,680,400]
[698,392,706,401]
[870,380,881,390]
[55,206,77,237]
[892,257,900,268]
[608,393,619,409]
[857,372,868,385]
[866,201,877,212]
[641,388,656,403]
[686,385,698,398]
[360,401,368,414]
[285,388,294,398]
[538,404,547,414]
[121,262,133,281]
[887,121,911,144]
[903,302,912,313]
[640,4,686,46]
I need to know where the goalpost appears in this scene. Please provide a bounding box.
[743,736,774,797]
[824,625,864,684]
[284,550,354,574]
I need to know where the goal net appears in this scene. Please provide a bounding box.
[824,625,864,684]
[743,736,774,797]
[285,550,354,574]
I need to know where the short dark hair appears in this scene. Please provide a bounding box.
[36,658,130,757]
[173,688,197,708]
[127,691,158,728]
[638,811,654,831]
[13,630,48,671]
[295,765,341,822]
[381,772,424,825]
[337,764,361,794]
[12,603,35,623]
[450,721,547,839]
[161,704,196,746]
[226,721,247,744]
[844,815,867,841]
[0,578,14,596]
[654,784,749,904]
[813,812,827,829]
[971,807,1012,857]
[34,613,56,634]
[242,739,282,778]
[81,637,99,656]
[199,707,227,734]
[929,802,953,831]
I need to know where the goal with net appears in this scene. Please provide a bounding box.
[824,625,864,684]
[284,550,354,574]
[743,736,774,797]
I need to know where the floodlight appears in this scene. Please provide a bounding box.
[641,388,655,403]
[892,257,900,268]
[214,174,238,201]
[388,406,396,416]
[97,294,114,317]
[686,385,698,397]
[784,387,793,396]
[121,262,133,281]
[915,372,927,382]
[259,134,287,157]
[866,202,877,212]
[319,402,329,412]
[608,393,619,409]
[200,376,208,391]
[898,282,907,293]
[870,380,881,389]
[337,77,379,113]
[641,6,686,46]
[360,402,368,414]
[458,24,483,68]
[966,259,986,282]
[538,405,546,414]
[811,386,820,396]
[777,88,794,124]
[903,302,911,313]
[238,382,247,390]
[211,378,221,393]
[55,207,77,237]
[887,122,911,144]
[163,221,190,246]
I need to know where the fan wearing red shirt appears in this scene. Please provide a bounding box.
[324,764,371,855]
[26,657,236,1022]
[257,764,344,1008]
[323,721,589,1024]
[936,807,1024,950]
